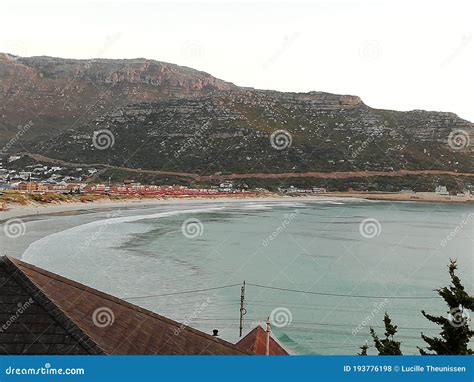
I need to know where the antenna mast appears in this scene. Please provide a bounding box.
[239,281,246,337]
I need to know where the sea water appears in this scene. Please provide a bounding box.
[16,199,474,354]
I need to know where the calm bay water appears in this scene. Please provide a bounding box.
[17,199,474,354]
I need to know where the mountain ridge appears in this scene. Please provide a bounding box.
[2,53,472,117]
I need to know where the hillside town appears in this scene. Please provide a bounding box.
[1,154,473,200]
[0,154,329,196]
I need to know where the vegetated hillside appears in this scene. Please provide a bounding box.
[37,89,473,175]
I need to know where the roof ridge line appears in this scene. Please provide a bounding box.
[2,256,105,355]
[237,324,293,355]
[7,256,248,354]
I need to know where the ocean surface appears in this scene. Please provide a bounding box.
[7,199,474,354]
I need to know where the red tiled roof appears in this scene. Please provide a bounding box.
[0,256,248,355]
[236,325,289,355]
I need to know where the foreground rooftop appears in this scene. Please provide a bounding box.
[0,256,249,355]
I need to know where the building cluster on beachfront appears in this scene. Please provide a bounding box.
[0,179,260,197]
[0,156,329,196]
[0,156,260,196]
[0,178,334,197]
[0,163,331,196]
[278,186,328,194]
[1,155,473,198]
[0,155,98,184]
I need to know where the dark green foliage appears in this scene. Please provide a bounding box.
[370,313,403,355]
[419,260,474,355]
[358,342,369,355]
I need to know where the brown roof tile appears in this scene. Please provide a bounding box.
[0,256,248,355]
[0,257,103,355]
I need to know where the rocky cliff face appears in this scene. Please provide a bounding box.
[14,55,236,91]
[0,54,236,146]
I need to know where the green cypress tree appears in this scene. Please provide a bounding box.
[358,342,369,355]
[419,260,474,355]
[370,313,402,355]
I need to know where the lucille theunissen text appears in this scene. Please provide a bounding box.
[345,364,467,373]
[401,365,466,373]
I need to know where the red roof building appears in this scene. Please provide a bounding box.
[236,325,290,355]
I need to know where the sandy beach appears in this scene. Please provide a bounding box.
[1,191,472,221]
[323,191,474,204]
[0,195,287,220]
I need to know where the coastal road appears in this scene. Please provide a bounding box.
[23,153,474,181]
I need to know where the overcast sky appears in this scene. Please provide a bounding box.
[1,0,473,121]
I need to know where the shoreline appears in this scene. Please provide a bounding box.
[323,191,473,204]
[1,192,472,221]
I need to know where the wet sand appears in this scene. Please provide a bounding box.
[1,192,472,221]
